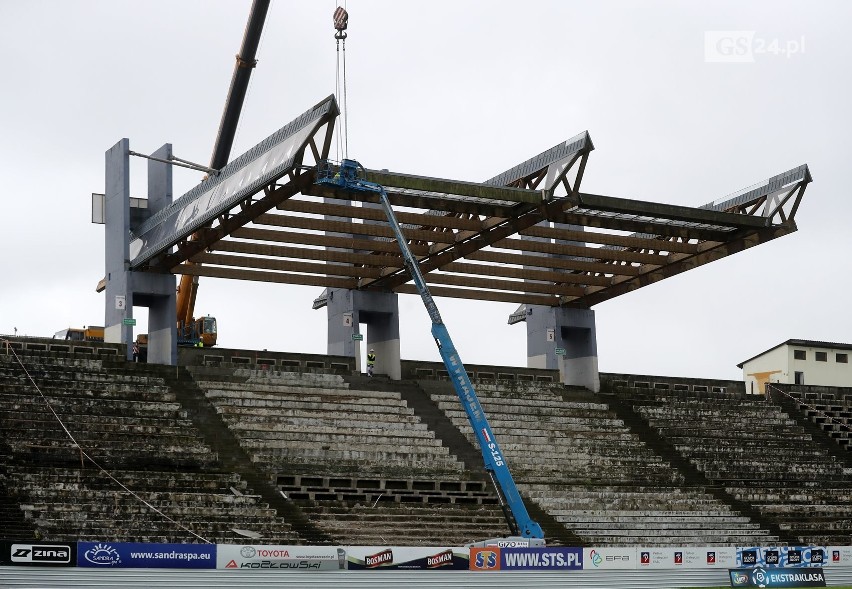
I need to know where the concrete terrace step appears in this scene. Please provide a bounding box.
[692,460,843,475]
[0,414,196,431]
[0,384,173,401]
[8,443,218,468]
[227,422,431,436]
[6,468,244,492]
[204,385,399,401]
[214,402,416,418]
[673,443,824,456]
[441,394,611,412]
[651,425,807,439]
[249,446,457,462]
[565,521,768,532]
[26,502,277,520]
[440,409,626,430]
[0,397,186,417]
[498,441,661,458]
[21,489,267,505]
[551,511,748,521]
[223,414,427,431]
[436,401,619,421]
[236,430,439,445]
[236,369,347,383]
[3,428,209,446]
[572,533,776,546]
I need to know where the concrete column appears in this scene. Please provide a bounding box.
[527,305,599,392]
[327,288,401,380]
[142,144,177,365]
[103,140,177,364]
[104,139,133,357]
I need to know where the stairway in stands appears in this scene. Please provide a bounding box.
[125,361,332,544]
[600,388,795,545]
[608,381,852,545]
[342,374,581,546]
[186,365,513,545]
[421,378,776,546]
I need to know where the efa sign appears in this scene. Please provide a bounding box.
[470,547,582,571]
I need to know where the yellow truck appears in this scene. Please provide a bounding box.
[53,326,104,342]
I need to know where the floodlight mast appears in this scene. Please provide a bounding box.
[316,159,545,544]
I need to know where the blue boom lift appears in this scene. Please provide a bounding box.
[316,159,545,543]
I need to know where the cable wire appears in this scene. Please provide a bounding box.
[342,36,348,159]
[766,382,852,433]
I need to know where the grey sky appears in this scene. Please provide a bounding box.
[1,1,848,380]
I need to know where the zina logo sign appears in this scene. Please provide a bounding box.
[11,545,71,564]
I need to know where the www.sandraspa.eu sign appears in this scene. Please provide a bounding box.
[77,542,215,569]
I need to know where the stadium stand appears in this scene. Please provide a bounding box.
[188,365,512,545]
[771,383,852,450]
[421,379,778,546]
[0,344,299,543]
[608,378,852,545]
[3,338,852,548]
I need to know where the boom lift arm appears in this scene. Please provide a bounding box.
[317,159,544,541]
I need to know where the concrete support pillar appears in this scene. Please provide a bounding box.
[327,288,401,380]
[103,140,177,364]
[526,305,599,392]
[143,144,177,365]
[104,139,134,357]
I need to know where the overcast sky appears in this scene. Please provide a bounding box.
[1,1,848,381]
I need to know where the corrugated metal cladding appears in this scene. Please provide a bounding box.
[2,568,850,588]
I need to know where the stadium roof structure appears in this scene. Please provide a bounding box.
[132,95,812,309]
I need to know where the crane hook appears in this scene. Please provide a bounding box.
[333,6,348,40]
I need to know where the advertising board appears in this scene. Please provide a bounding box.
[584,547,636,570]
[736,546,827,568]
[346,546,469,570]
[635,546,737,569]
[217,545,344,571]
[76,542,215,568]
[470,546,582,571]
[825,546,852,566]
[0,541,76,567]
[729,566,826,587]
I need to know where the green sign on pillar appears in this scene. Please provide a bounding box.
[555,347,566,356]
[352,333,363,341]
[123,318,137,326]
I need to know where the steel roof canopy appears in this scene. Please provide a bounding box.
[131,95,810,309]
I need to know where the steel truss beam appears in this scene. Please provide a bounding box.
[129,98,809,308]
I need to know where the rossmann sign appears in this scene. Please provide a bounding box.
[346,546,469,570]
[0,541,76,567]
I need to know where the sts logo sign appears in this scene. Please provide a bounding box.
[470,547,500,571]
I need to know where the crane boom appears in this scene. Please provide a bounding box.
[176,0,271,344]
[317,159,544,541]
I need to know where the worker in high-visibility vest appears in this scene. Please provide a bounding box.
[367,349,376,377]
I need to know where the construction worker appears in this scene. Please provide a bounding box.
[367,348,376,377]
